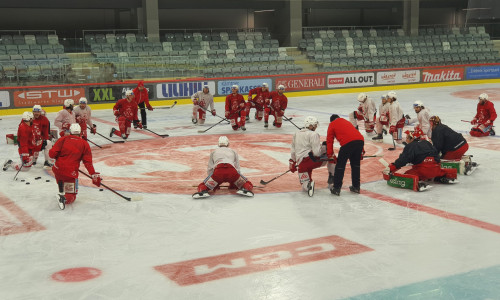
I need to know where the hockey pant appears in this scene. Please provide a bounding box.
[442,142,469,160]
[193,105,208,125]
[404,157,457,181]
[33,139,54,165]
[229,110,246,130]
[245,102,265,120]
[297,157,326,192]
[375,115,389,134]
[198,163,253,193]
[333,140,364,190]
[470,123,493,137]
[264,108,283,127]
[113,117,132,138]
[53,170,78,204]
[349,112,376,134]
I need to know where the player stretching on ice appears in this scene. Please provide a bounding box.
[32,105,54,168]
[225,85,247,131]
[405,100,432,140]
[49,123,101,210]
[193,136,254,198]
[289,116,327,197]
[191,85,216,125]
[54,99,76,137]
[246,83,270,121]
[73,97,96,141]
[264,85,288,128]
[110,90,142,140]
[383,129,457,192]
[470,93,496,137]
[3,112,35,172]
[372,94,390,141]
[387,91,405,144]
[349,92,376,135]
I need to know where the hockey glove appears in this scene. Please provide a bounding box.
[147,104,154,111]
[485,120,492,127]
[389,163,398,173]
[471,118,477,125]
[114,110,120,117]
[90,124,97,134]
[405,114,411,119]
[193,99,198,105]
[211,110,216,116]
[62,123,70,130]
[289,159,297,173]
[133,120,143,129]
[239,102,245,108]
[389,125,396,134]
[91,172,102,187]
[22,154,30,164]
[308,151,318,162]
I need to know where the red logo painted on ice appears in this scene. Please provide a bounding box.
[422,68,464,82]
[0,192,45,236]
[52,267,102,282]
[154,235,373,286]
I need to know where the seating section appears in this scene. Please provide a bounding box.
[299,26,499,72]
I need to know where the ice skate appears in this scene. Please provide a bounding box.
[43,161,53,168]
[417,182,432,192]
[372,134,383,142]
[192,190,210,199]
[490,129,495,136]
[349,186,360,194]
[330,187,340,196]
[3,159,13,171]
[307,181,315,197]
[109,128,116,138]
[57,193,66,210]
[192,118,197,124]
[264,121,268,128]
[236,188,254,197]
[240,125,246,131]
[143,125,147,129]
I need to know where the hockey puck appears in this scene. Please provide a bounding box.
[46,180,50,182]
[35,177,41,180]
[26,182,30,185]
[21,179,25,182]
[99,189,104,191]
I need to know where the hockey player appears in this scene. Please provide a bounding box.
[289,116,327,197]
[326,114,365,196]
[264,85,288,128]
[191,85,216,125]
[383,129,457,192]
[31,105,54,167]
[224,85,247,131]
[246,83,270,121]
[73,97,96,141]
[348,92,377,135]
[470,93,497,137]
[193,136,254,198]
[430,116,468,159]
[54,99,76,137]
[3,112,35,172]
[49,123,101,210]
[372,94,390,141]
[110,90,142,140]
[405,100,432,139]
[133,81,153,129]
[387,91,405,144]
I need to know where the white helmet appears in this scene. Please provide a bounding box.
[125,90,134,96]
[22,111,33,121]
[203,85,209,90]
[32,105,42,112]
[278,85,285,91]
[381,94,388,100]
[262,83,269,88]
[387,91,397,100]
[357,93,367,102]
[79,97,88,104]
[69,123,81,135]
[413,100,424,108]
[231,85,239,90]
[218,136,229,147]
[64,99,74,108]
[304,116,318,128]
[479,93,488,100]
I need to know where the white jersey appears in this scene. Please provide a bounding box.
[73,106,94,127]
[389,101,404,126]
[291,128,322,165]
[192,91,215,111]
[409,107,431,137]
[359,98,377,120]
[378,102,390,121]
[54,109,76,131]
[207,147,240,175]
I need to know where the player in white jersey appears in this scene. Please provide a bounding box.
[54,99,76,137]
[387,91,405,144]
[372,94,391,141]
[73,97,96,140]
[289,116,328,197]
[405,100,432,140]
[191,85,216,125]
[193,136,254,198]
[348,93,377,135]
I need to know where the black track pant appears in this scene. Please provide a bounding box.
[138,102,147,126]
[333,139,364,190]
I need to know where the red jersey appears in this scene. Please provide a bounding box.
[474,100,497,124]
[326,118,364,157]
[133,87,150,106]
[49,135,95,178]
[17,121,34,155]
[225,93,245,113]
[269,91,288,112]
[248,87,270,103]
[113,98,139,121]
[32,115,50,142]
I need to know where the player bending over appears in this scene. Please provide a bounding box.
[349,92,376,135]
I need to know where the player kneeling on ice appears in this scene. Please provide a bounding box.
[193,136,253,198]
[349,93,376,135]
[372,94,390,141]
[3,112,35,172]
[110,90,142,140]
[405,100,432,140]
[246,83,270,121]
[470,93,497,137]
[383,129,457,192]
[430,116,476,175]
[73,97,97,141]
[32,105,54,168]
[191,85,215,125]
[289,116,327,197]
[49,123,101,210]
[264,85,288,128]
[225,85,247,131]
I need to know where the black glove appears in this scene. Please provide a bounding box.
[405,114,411,119]
[308,151,319,162]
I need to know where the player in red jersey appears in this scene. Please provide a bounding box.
[225,85,247,131]
[31,105,54,167]
[264,85,288,128]
[246,83,270,121]
[3,112,35,172]
[110,90,142,140]
[470,93,497,137]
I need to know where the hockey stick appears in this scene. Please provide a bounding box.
[260,169,291,185]
[13,161,25,181]
[388,134,397,151]
[86,138,110,149]
[283,114,302,130]
[78,170,142,201]
[198,105,230,123]
[198,117,228,133]
[89,126,125,143]
[143,127,169,138]
[155,101,178,110]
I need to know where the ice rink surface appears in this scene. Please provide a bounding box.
[1,82,500,299]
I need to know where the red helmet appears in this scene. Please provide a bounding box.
[405,128,424,139]
[429,116,441,126]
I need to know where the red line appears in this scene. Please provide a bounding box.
[92,117,158,138]
[362,189,500,234]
